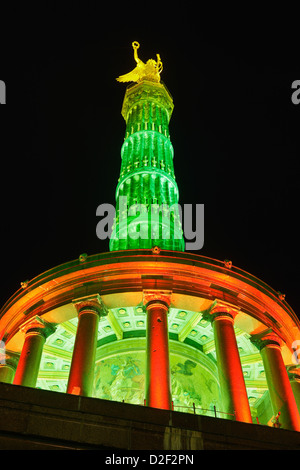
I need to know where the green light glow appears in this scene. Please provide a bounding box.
[110,80,185,251]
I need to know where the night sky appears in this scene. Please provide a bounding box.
[1,5,299,318]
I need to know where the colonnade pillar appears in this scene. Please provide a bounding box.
[287,365,300,415]
[13,316,56,388]
[143,291,172,410]
[208,302,252,423]
[67,294,107,397]
[252,331,300,431]
[0,350,20,384]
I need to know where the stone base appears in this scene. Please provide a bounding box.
[0,382,299,450]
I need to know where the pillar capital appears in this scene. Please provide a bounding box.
[0,350,20,369]
[0,350,20,384]
[20,315,56,340]
[143,290,172,310]
[72,294,108,317]
[207,300,240,323]
[287,364,300,381]
[251,329,282,351]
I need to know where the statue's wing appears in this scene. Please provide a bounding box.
[116,66,141,83]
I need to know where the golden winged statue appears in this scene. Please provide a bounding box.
[116,41,163,83]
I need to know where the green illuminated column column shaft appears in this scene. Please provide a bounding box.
[13,317,55,388]
[287,366,300,414]
[209,304,252,423]
[144,292,172,410]
[67,295,107,397]
[252,332,300,431]
[110,80,184,252]
[0,351,19,384]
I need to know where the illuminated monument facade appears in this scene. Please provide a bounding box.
[0,42,300,448]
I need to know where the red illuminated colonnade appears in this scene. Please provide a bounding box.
[0,250,299,432]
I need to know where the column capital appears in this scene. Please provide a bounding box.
[250,329,282,351]
[206,300,240,323]
[72,294,108,317]
[143,290,172,309]
[20,316,56,340]
[287,364,300,381]
[0,350,20,369]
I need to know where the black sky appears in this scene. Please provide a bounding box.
[0,5,299,317]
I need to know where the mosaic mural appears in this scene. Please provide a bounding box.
[93,349,221,415]
[94,353,145,404]
[170,354,220,415]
